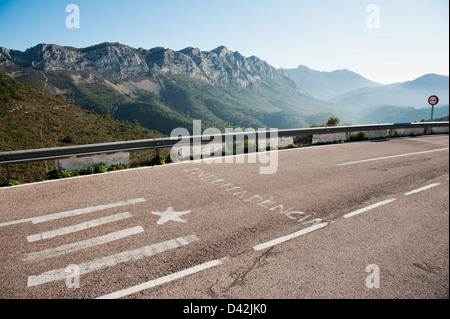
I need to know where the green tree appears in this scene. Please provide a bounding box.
[326,116,340,127]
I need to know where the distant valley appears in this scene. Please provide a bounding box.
[285,65,449,123]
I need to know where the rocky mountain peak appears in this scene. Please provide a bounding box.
[0,42,297,89]
[179,47,202,56]
[211,45,230,56]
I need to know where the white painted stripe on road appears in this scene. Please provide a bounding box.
[27,234,199,287]
[0,216,34,227]
[253,223,328,251]
[27,212,133,242]
[337,147,449,166]
[31,198,146,224]
[96,258,227,299]
[404,183,441,196]
[24,226,144,262]
[343,199,397,219]
[0,198,145,227]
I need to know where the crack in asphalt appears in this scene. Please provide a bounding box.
[413,262,442,274]
[228,247,274,288]
[208,247,274,298]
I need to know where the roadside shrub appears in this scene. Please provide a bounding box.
[93,164,108,173]
[0,179,20,187]
[107,163,129,171]
[293,135,312,146]
[41,169,71,180]
[350,132,367,141]
[165,155,173,164]
[151,156,166,165]
[70,170,80,177]
[82,166,96,175]
[42,169,61,180]
[326,116,340,127]
[58,170,72,178]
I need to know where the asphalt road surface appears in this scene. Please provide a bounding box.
[0,135,448,300]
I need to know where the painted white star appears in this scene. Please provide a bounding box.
[152,207,191,225]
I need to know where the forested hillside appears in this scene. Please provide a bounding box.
[0,72,164,183]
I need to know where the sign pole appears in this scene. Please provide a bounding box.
[427,95,439,135]
[428,95,439,121]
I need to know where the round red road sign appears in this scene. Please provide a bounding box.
[428,95,439,106]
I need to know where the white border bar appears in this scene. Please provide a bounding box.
[0,198,145,227]
[27,212,133,242]
[97,258,226,299]
[343,198,396,219]
[27,234,199,287]
[337,148,449,166]
[253,223,328,251]
[24,226,144,261]
[405,183,441,196]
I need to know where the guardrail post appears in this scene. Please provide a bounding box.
[4,164,11,180]
[156,142,161,158]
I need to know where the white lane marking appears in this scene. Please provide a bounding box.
[343,198,397,219]
[404,183,441,196]
[96,258,227,299]
[27,212,133,243]
[27,234,199,287]
[253,222,328,251]
[337,147,449,166]
[0,216,34,227]
[0,198,146,227]
[24,226,144,262]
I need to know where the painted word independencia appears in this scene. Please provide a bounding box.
[184,167,322,225]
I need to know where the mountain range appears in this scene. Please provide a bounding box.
[329,73,449,109]
[0,42,448,135]
[285,65,382,100]
[285,66,449,123]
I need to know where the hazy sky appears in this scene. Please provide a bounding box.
[0,0,448,84]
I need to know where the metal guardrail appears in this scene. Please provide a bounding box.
[0,122,448,166]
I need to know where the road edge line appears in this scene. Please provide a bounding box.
[96,258,227,299]
[253,222,328,251]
